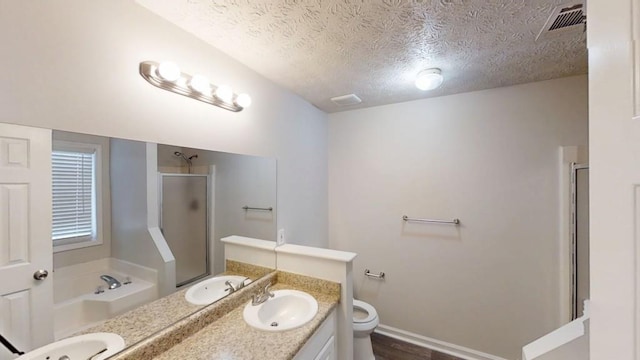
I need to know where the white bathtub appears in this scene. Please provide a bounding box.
[53,258,158,339]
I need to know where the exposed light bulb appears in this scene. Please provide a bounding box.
[157,61,181,82]
[235,93,252,108]
[215,85,233,102]
[415,68,444,91]
[189,74,211,93]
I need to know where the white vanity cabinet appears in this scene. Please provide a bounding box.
[294,309,337,360]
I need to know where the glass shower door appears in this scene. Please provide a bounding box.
[160,174,209,287]
[572,164,589,319]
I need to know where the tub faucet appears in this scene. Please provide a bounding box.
[100,275,121,290]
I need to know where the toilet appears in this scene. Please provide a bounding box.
[353,299,379,360]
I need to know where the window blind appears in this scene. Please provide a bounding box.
[52,149,96,241]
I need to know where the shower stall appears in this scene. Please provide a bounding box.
[159,173,210,287]
[571,163,589,319]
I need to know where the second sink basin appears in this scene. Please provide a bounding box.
[19,332,125,360]
[185,275,251,305]
[243,289,318,332]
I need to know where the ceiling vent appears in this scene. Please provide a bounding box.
[536,2,586,41]
[331,94,362,106]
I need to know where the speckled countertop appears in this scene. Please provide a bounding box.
[83,260,273,347]
[153,275,340,360]
[108,271,340,360]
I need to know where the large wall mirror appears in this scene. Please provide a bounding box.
[0,123,277,357]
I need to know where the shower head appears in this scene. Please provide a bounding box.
[174,151,189,161]
[174,151,198,171]
[174,151,197,160]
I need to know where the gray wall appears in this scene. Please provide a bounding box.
[0,0,328,249]
[328,76,589,359]
[110,139,174,296]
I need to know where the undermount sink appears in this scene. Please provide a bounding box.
[243,289,318,332]
[20,333,125,360]
[185,275,251,305]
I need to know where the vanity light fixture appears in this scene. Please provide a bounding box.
[139,61,252,112]
[214,84,234,102]
[415,68,444,91]
[235,93,252,108]
[189,74,211,93]
[156,61,181,82]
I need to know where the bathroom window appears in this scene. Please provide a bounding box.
[51,141,102,251]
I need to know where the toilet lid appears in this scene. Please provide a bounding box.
[353,299,378,324]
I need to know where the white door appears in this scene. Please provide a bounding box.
[0,123,53,359]
[588,0,640,358]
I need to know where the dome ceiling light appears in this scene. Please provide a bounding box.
[415,68,444,91]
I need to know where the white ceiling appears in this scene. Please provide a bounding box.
[136,0,587,113]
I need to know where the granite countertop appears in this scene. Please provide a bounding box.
[83,261,272,346]
[107,271,340,360]
[83,282,200,345]
[152,278,340,360]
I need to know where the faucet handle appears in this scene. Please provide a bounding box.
[236,277,248,290]
[95,286,104,294]
[264,283,274,298]
[225,280,236,293]
[251,293,261,306]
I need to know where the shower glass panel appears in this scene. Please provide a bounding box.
[160,174,209,287]
[572,164,589,319]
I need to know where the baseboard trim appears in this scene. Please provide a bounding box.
[375,324,509,360]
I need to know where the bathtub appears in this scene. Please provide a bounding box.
[53,258,158,340]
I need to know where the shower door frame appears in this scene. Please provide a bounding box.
[570,163,589,320]
[158,173,211,288]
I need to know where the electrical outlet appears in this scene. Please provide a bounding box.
[277,228,286,246]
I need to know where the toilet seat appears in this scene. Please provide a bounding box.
[353,299,377,324]
[353,299,379,360]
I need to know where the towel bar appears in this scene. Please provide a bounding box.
[364,269,385,279]
[242,206,273,211]
[402,215,460,225]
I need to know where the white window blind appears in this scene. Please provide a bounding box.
[52,148,96,242]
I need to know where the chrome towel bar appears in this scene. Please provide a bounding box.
[242,206,273,212]
[402,215,460,225]
[365,269,385,279]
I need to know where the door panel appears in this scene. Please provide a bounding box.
[0,291,31,352]
[588,0,638,356]
[0,123,52,359]
[0,184,29,267]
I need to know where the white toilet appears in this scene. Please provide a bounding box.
[353,299,379,360]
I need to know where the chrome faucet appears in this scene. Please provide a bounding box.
[224,277,248,294]
[100,275,122,290]
[251,283,274,306]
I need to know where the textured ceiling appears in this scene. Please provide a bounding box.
[136,0,587,113]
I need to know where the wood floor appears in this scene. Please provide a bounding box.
[371,332,465,360]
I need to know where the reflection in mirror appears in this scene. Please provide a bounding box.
[46,130,277,349]
[156,144,277,278]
